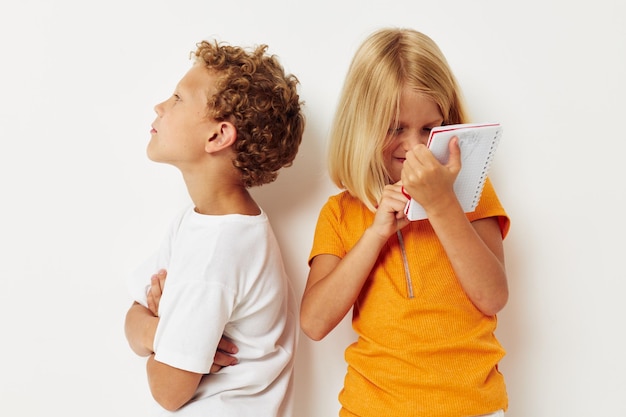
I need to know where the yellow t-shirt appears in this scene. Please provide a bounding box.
[309,179,510,417]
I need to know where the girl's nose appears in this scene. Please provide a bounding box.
[405,131,424,149]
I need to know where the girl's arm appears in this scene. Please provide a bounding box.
[300,184,410,341]
[403,139,508,315]
[429,203,507,315]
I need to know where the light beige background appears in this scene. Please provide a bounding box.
[1,1,624,416]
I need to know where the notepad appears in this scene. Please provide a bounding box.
[404,123,503,221]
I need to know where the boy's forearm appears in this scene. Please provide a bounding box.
[125,302,158,356]
[147,354,203,411]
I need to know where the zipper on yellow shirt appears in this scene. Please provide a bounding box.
[396,230,414,299]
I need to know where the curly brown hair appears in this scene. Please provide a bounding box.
[193,40,305,188]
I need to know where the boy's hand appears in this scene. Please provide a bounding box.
[147,269,167,317]
[211,337,239,373]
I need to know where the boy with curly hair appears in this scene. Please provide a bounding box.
[124,39,304,416]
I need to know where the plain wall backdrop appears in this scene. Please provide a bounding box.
[1,1,625,416]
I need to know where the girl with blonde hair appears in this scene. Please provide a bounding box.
[301,28,510,417]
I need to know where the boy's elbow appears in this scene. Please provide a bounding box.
[147,356,198,412]
[151,384,193,412]
[153,394,186,412]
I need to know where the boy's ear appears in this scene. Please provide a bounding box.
[205,121,237,153]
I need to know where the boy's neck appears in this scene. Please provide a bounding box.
[183,172,260,216]
[193,188,260,216]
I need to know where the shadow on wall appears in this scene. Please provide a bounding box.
[252,117,353,417]
[250,115,333,296]
[494,222,531,417]
[251,117,329,222]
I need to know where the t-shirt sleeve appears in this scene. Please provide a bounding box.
[308,197,346,265]
[153,280,235,374]
[467,177,510,238]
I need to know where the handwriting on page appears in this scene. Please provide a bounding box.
[457,131,481,162]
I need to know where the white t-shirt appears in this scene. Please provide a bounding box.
[128,206,298,417]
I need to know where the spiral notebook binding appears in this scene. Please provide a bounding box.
[468,129,501,210]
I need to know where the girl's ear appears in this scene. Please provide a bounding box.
[205,121,237,153]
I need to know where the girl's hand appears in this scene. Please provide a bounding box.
[401,137,462,214]
[369,182,411,239]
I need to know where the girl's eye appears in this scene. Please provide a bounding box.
[387,126,404,135]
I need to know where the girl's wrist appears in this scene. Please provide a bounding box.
[363,226,392,247]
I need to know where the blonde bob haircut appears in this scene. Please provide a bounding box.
[328,28,469,211]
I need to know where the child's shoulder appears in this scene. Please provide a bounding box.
[320,191,372,225]
[325,190,363,210]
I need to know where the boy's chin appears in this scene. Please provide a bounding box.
[146,148,162,163]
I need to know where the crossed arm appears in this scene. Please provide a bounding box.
[124,270,238,411]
